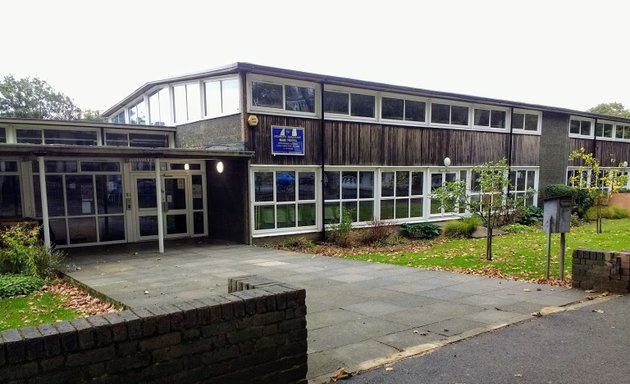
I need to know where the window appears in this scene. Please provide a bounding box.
[205,77,240,118]
[16,129,43,144]
[430,102,469,126]
[110,111,125,124]
[381,97,426,123]
[323,170,374,224]
[569,117,594,137]
[173,82,201,123]
[473,107,507,129]
[250,76,316,115]
[253,170,317,231]
[511,109,540,132]
[595,122,614,138]
[0,160,21,218]
[148,88,172,126]
[128,100,147,124]
[0,127,6,143]
[509,169,536,205]
[615,124,630,140]
[380,171,424,220]
[430,171,459,215]
[104,131,169,148]
[16,129,97,145]
[324,90,375,118]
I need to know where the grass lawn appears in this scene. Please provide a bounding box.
[341,218,630,282]
[0,291,82,332]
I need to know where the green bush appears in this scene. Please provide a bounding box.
[443,216,480,239]
[362,220,396,245]
[573,188,593,219]
[0,274,44,297]
[0,224,64,279]
[501,223,537,233]
[543,184,576,200]
[400,223,441,239]
[517,205,543,225]
[327,209,355,247]
[585,206,629,221]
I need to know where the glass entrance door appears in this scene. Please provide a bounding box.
[163,177,188,235]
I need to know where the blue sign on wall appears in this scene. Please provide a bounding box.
[271,125,305,156]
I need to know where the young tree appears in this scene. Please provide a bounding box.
[0,75,81,120]
[81,109,107,122]
[588,102,630,119]
[568,148,628,233]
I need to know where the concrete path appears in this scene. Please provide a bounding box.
[63,240,588,383]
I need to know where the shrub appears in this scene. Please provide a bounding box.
[572,188,593,219]
[443,216,480,239]
[400,223,441,240]
[517,205,543,225]
[326,209,355,247]
[362,220,396,245]
[0,274,44,297]
[585,206,629,221]
[543,184,576,200]
[501,223,537,233]
[0,224,64,279]
[282,237,314,250]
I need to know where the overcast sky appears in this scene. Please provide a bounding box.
[3,0,629,114]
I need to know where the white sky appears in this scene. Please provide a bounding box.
[3,0,629,113]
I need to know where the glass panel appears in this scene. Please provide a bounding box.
[68,217,97,244]
[324,202,340,224]
[65,175,94,216]
[516,171,526,191]
[0,127,5,143]
[98,216,125,241]
[358,201,373,222]
[173,84,187,123]
[603,123,613,137]
[380,200,394,220]
[298,172,315,200]
[341,171,357,199]
[221,78,239,114]
[324,91,349,114]
[511,113,524,129]
[254,206,275,230]
[255,172,273,202]
[276,204,296,228]
[405,100,425,122]
[570,120,580,134]
[149,91,161,125]
[135,100,147,124]
[350,93,375,118]
[527,171,535,189]
[342,201,357,222]
[49,219,67,245]
[395,199,409,218]
[193,211,204,234]
[192,175,203,210]
[411,172,423,195]
[524,114,538,131]
[431,173,443,191]
[491,110,506,128]
[276,171,295,202]
[451,105,469,125]
[81,162,120,172]
[446,173,456,183]
[170,163,201,170]
[43,160,77,173]
[46,175,65,217]
[44,130,97,145]
[205,80,222,117]
[129,133,168,148]
[187,84,201,121]
[381,172,395,197]
[580,121,591,136]
[105,132,128,146]
[615,126,624,139]
[131,161,156,171]
[158,88,171,125]
[431,103,450,124]
[298,203,316,226]
[139,216,158,236]
[252,81,283,108]
[359,172,374,198]
[381,97,404,120]
[16,129,42,144]
[0,175,21,217]
[137,178,156,209]
[625,126,630,139]
[474,109,490,126]
[166,214,187,234]
[595,123,603,137]
[285,86,315,113]
[0,161,18,172]
[430,198,441,214]
[165,178,186,210]
[410,198,423,217]
[324,171,340,199]
[96,175,123,215]
[396,171,409,196]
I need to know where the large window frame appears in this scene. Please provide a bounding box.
[379,169,425,221]
[103,129,173,148]
[472,104,509,131]
[15,127,100,146]
[0,159,22,218]
[204,76,240,118]
[248,74,318,118]
[323,169,376,225]
[429,99,471,127]
[323,86,378,122]
[569,116,594,138]
[380,93,427,125]
[511,109,541,134]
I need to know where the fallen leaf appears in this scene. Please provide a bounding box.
[330,368,352,381]
[592,309,604,314]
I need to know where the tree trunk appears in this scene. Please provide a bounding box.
[486,226,493,261]
[597,204,602,234]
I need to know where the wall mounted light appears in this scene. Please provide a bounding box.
[621,161,628,168]
[443,157,451,167]
[184,163,190,171]
[216,161,224,174]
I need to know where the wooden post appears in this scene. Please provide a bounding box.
[559,232,566,280]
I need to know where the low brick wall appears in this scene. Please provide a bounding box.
[0,276,307,384]
[572,249,630,293]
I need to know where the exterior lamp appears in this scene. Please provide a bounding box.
[184,163,190,171]
[443,157,451,167]
[621,161,628,168]
[216,161,224,174]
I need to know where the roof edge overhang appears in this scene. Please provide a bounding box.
[0,118,176,132]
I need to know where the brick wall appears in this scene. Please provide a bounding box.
[0,276,307,384]
[572,249,630,293]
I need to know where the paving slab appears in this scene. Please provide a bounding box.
[63,239,589,383]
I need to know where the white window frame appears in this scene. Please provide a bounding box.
[323,168,377,226]
[471,104,510,132]
[428,99,471,129]
[594,120,615,140]
[14,126,101,146]
[614,123,630,142]
[103,129,174,149]
[247,74,319,118]
[203,75,240,119]
[510,108,542,135]
[569,116,595,139]
[323,85,378,123]
[379,93,428,126]
[378,168,426,222]
[508,167,538,206]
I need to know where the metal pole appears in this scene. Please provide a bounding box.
[545,216,552,279]
[155,159,164,254]
[559,232,566,280]
[37,156,51,249]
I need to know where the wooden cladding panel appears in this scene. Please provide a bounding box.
[252,115,322,165]
[510,135,540,166]
[595,140,630,167]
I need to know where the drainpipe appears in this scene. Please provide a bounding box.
[506,107,514,196]
[155,158,164,254]
[37,156,51,249]
[320,82,326,241]
[593,118,598,164]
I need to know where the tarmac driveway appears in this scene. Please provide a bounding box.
[64,240,588,383]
